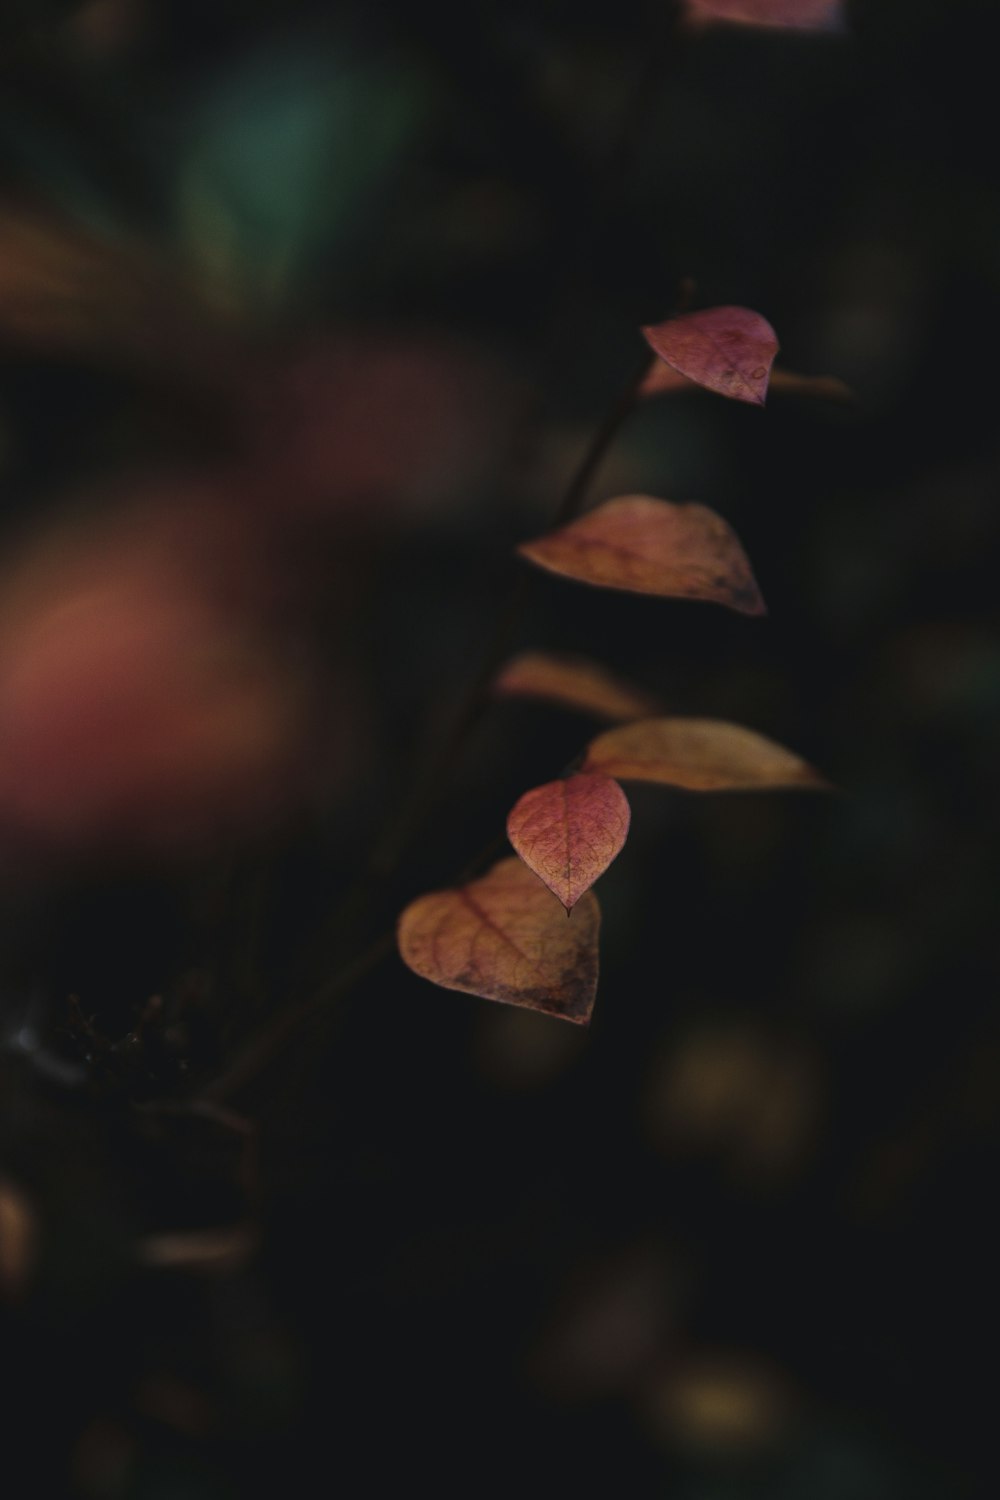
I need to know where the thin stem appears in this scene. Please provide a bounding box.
[332,344,655,892]
[199,348,654,1106]
[552,349,657,527]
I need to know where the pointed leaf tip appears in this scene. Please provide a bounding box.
[507,773,630,911]
[642,306,778,406]
[518,496,765,615]
[584,718,828,792]
[397,856,600,1023]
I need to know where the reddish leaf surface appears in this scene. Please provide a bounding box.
[493,651,659,722]
[642,307,778,406]
[641,361,852,404]
[397,856,600,1023]
[507,773,630,910]
[583,718,828,791]
[683,0,844,31]
[518,496,765,615]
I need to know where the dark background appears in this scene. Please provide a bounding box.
[2,1,999,1495]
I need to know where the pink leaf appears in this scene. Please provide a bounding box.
[642,307,779,406]
[583,718,829,791]
[397,856,600,1024]
[518,495,765,615]
[507,773,630,911]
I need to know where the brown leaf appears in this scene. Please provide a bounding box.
[518,496,765,615]
[584,718,828,791]
[397,856,600,1023]
[507,773,630,911]
[493,651,660,722]
[642,307,778,406]
[641,361,853,404]
[683,0,844,31]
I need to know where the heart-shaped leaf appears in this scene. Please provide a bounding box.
[683,0,845,31]
[493,651,660,722]
[642,307,778,406]
[507,772,630,911]
[397,856,600,1023]
[584,718,828,791]
[518,496,765,615]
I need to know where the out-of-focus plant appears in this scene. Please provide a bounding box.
[0,0,848,1089]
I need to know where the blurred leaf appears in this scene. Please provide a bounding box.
[644,1352,794,1452]
[137,1224,257,1274]
[518,496,765,614]
[0,205,240,388]
[683,0,845,31]
[0,495,313,855]
[642,307,778,406]
[507,772,630,911]
[242,332,518,518]
[644,1023,822,1181]
[176,41,430,316]
[531,1243,676,1398]
[493,650,660,722]
[397,856,600,1023]
[584,718,828,791]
